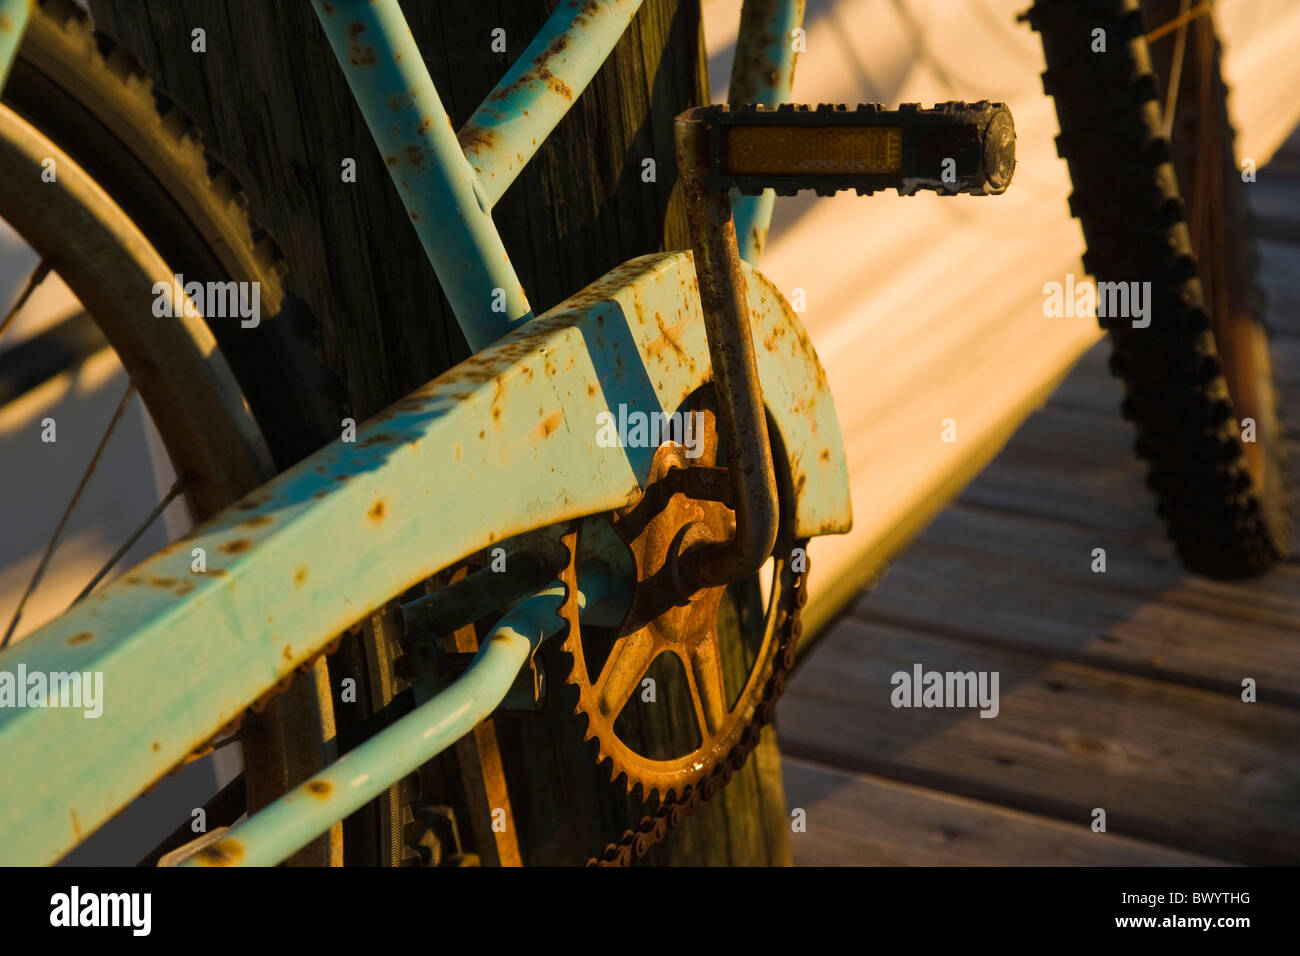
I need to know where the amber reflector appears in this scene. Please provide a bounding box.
[722,125,903,176]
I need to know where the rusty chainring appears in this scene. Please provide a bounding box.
[558,518,808,866]
[555,407,809,865]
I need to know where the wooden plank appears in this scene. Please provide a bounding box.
[1259,241,1300,335]
[1248,178,1300,245]
[781,758,1227,866]
[1046,343,1123,418]
[1255,137,1300,177]
[957,401,1300,541]
[850,503,1300,705]
[779,618,1300,865]
[957,405,1168,535]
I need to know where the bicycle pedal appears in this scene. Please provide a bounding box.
[687,102,1015,197]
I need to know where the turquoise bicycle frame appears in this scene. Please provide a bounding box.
[0,0,849,866]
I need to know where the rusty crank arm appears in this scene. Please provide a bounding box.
[670,101,1015,595]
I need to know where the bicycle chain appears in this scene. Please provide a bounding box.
[586,541,809,867]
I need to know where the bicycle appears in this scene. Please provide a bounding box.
[0,0,1283,867]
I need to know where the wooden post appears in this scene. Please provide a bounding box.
[91,0,790,866]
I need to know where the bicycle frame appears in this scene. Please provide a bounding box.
[0,0,849,866]
[0,0,29,90]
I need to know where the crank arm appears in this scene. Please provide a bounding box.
[669,101,1014,593]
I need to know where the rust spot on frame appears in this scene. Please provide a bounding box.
[308,780,332,797]
[458,124,497,155]
[403,143,429,169]
[367,500,386,523]
[196,838,244,866]
[66,631,93,645]
[294,566,309,588]
[647,311,688,361]
[536,66,572,100]
[572,0,601,26]
[220,539,252,555]
[347,21,377,66]
[241,514,273,528]
[531,409,565,442]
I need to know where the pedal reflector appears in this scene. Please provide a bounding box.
[724,125,903,176]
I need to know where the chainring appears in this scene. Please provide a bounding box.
[557,517,808,866]
[555,397,810,863]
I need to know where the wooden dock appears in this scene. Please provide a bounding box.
[779,132,1300,867]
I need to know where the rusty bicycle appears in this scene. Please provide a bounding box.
[0,0,1282,867]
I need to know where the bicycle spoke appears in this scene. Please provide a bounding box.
[1,382,136,649]
[70,470,193,607]
[0,258,54,346]
[1162,0,1195,140]
[1147,0,1214,45]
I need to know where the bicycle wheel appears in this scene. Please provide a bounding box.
[1028,0,1291,577]
[2,0,345,863]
